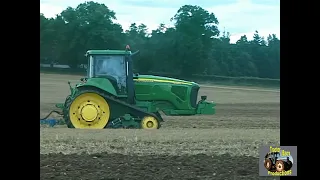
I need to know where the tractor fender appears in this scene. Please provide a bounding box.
[77,78,118,96]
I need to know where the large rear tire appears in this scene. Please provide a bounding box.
[264,159,272,171]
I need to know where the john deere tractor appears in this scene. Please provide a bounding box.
[55,47,216,129]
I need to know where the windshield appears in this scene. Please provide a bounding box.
[94,55,126,89]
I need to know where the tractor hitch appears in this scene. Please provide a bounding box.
[40,110,63,120]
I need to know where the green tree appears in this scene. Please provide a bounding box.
[171,5,220,76]
[40,2,280,80]
[58,1,125,67]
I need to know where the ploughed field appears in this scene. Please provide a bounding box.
[40,73,280,180]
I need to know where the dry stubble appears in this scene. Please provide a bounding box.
[40,73,280,157]
[40,73,280,180]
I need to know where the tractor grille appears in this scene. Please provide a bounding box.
[190,86,199,108]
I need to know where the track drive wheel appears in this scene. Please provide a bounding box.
[276,160,285,172]
[141,116,159,129]
[264,159,272,171]
[67,92,110,129]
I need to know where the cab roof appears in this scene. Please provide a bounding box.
[86,50,132,56]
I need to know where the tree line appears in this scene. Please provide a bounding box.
[40,1,280,79]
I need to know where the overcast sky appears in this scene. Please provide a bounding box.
[40,0,280,43]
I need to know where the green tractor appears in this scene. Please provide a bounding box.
[56,47,216,129]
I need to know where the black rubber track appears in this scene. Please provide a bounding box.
[63,86,162,129]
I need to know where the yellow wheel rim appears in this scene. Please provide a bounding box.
[141,116,159,129]
[69,92,110,129]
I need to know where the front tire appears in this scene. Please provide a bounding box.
[276,160,285,172]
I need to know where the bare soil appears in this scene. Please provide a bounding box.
[40,153,279,180]
[40,73,280,180]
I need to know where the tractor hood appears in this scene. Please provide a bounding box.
[134,75,199,86]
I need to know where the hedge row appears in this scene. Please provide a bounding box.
[149,72,280,87]
[40,67,280,88]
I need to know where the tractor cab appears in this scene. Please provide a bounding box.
[84,48,137,104]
